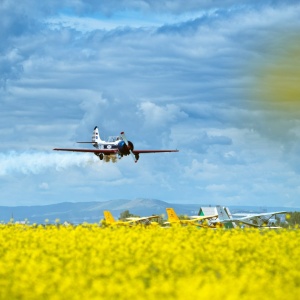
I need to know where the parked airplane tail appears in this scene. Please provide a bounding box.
[216,206,237,228]
[103,210,116,225]
[166,208,180,222]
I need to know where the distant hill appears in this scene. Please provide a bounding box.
[0,198,299,224]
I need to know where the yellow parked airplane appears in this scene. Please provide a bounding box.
[103,210,160,227]
[165,208,218,227]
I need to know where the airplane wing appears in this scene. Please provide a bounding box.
[238,211,287,222]
[243,211,287,218]
[53,148,178,156]
[190,215,218,221]
[225,219,282,228]
[180,215,218,225]
[132,150,179,154]
[233,211,287,218]
[126,215,160,221]
[220,218,262,228]
[53,148,118,154]
[222,211,287,227]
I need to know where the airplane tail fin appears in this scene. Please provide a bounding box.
[103,211,116,225]
[92,126,103,144]
[166,208,180,222]
[77,126,103,146]
[216,206,236,228]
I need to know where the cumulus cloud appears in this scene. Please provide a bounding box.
[183,159,219,180]
[138,101,188,128]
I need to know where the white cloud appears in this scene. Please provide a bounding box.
[39,182,49,190]
[138,101,188,128]
[183,159,219,180]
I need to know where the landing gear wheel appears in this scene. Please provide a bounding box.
[135,153,139,161]
[99,153,104,160]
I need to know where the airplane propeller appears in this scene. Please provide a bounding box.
[120,132,137,163]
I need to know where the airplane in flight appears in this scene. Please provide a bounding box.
[165,208,218,227]
[103,210,160,227]
[215,206,287,228]
[53,126,179,163]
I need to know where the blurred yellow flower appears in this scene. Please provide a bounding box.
[0,225,299,299]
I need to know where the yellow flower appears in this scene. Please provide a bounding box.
[0,225,299,299]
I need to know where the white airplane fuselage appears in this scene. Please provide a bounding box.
[93,137,121,150]
[91,126,133,160]
[92,126,121,149]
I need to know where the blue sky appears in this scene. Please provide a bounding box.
[1,0,300,207]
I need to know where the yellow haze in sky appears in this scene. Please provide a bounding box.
[254,39,300,116]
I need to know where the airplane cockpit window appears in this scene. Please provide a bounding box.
[108,136,122,142]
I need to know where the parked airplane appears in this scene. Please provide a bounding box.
[53,126,179,163]
[103,210,160,227]
[216,206,287,228]
[198,206,236,228]
[165,208,218,227]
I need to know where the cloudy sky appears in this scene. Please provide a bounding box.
[1,0,300,208]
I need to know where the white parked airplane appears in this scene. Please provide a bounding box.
[216,206,287,228]
[53,126,179,163]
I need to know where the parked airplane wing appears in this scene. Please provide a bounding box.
[236,211,288,223]
[222,211,288,228]
[241,211,287,218]
[126,215,160,221]
[190,215,218,221]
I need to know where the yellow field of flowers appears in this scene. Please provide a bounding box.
[0,225,299,300]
